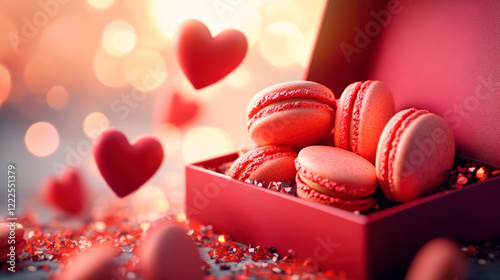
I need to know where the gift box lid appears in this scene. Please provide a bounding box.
[306,0,500,165]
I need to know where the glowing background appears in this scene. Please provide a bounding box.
[0,0,326,216]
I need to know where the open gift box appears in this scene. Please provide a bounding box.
[186,0,500,279]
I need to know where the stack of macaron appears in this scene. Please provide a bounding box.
[227,80,455,212]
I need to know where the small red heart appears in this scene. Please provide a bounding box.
[93,129,164,198]
[175,19,248,89]
[42,169,88,215]
[155,92,199,127]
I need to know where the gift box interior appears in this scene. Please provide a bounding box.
[186,0,500,279]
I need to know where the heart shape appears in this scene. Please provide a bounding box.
[155,92,199,127]
[42,169,88,215]
[93,129,164,198]
[175,19,248,89]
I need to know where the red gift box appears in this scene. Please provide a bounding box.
[187,0,500,279]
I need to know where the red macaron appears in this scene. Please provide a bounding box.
[295,146,378,212]
[376,108,455,203]
[227,145,298,183]
[247,81,337,149]
[334,80,395,163]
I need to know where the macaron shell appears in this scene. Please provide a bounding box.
[352,81,395,163]
[248,103,335,148]
[296,146,378,199]
[334,81,360,150]
[247,81,336,117]
[296,175,377,212]
[246,155,297,182]
[405,238,467,280]
[227,145,297,182]
[389,112,455,202]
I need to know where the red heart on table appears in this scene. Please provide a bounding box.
[42,169,88,215]
[174,19,248,89]
[93,129,164,198]
[155,92,199,127]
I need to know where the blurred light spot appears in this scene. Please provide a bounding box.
[0,64,11,107]
[0,15,18,59]
[102,21,136,57]
[93,48,128,88]
[24,56,58,94]
[124,49,166,92]
[46,85,69,110]
[176,213,186,223]
[218,235,226,243]
[155,123,181,155]
[264,0,304,26]
[94,221,106,231]
[83,112,109,139]
[222,5,262,46]
[182,126,233,163]
[88,0,114,10]
[165,170,183,188]
[260,22,304,68]
[131,186,170,214]
[25,122,59,157]
[150,0,195,38]
[226,66,250,88]
[140,222,150,231]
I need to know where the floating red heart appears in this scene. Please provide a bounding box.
[155,91,199,127]
[42,168,88,215]
[174,19,248,89]
[93,129,164,198]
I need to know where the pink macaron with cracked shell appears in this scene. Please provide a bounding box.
[227,145,298,182]
[295,146,378,212]
[334,80,395,163]
[376,108,455,203]
[247,81,337,149]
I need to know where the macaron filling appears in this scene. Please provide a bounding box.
[247,101,335,131]
[247,88,337,119]
[296,174,377,211]
[378,108,430,202]
[295,159,376,200]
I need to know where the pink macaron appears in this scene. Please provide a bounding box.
[247,81,337,149]
[334,80,395,163]
[0,223,25,263]
[405,238,467,280]
[376,108,455,203]
[227,145,298,182]
[295,146,378,212]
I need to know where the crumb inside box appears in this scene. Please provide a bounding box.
[201,155,500,215]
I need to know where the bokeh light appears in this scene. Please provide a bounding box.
[0,15,18,59]
[165,170,183,189]
[0,64,11,107]
[83,112,109,139]
[124,49,166,91]
[102,21,137,57]
[46,85,69,110]
[260,22,303,68]
[93,48,128,88]
[154,123,182,155]
[131,185,170,214]
[25,122,60,157]
[226,66,250,88]
[88,0,114,10]
[182,126,233,163]
[24,55,59,94]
